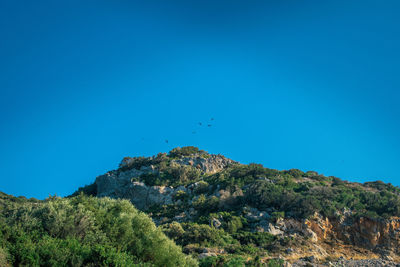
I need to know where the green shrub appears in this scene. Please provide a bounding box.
[284,169,304,178]
[227,216,243,234]
[0,193,197,267]
[141,164,202,187]
[234,232,275,249]
[169,146,202,158]
[175,223,236,247]
[195,181,210,194]
[119,156,153,171]
[199,256,218,267]
[267,258,284,267]
[174,190,189,201]
[0,247,10,267]
[199,255,246,267]
[162,222,185,241]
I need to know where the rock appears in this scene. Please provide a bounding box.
[174,154,237,174]
[267,223,284,235]
[173,212,186,222]
[93,153,236,211]
[286,248,294,254]
[244,207,269,222]
[211,218,222,228]
[256,221,283,235]
[305,256,316,263]
[198,252,217,259]
[257,177,272,183]
[305,228,318,242]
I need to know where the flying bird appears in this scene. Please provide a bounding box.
[165,140,168,143]
[198,122,202,126]
[207,124,212,127]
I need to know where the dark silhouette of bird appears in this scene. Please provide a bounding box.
[165,140,168,143]
[198,122,202,126]
[211,118,214,121]
[207,124,212,127]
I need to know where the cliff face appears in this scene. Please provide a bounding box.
[75,147,400,265]
[274,212,400,262]
[312,214,400,259]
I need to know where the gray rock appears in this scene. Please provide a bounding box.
[198,252,217,260]
[174,154,237,174]
[245,207,270,222]
[256,221,283,235]
[211,218,222,228]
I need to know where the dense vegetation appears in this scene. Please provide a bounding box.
[0,192,196,266]
[206,163,400,219]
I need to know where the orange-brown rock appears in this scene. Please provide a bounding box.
[301,213,400,258]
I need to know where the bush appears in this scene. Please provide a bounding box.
[174,190,189,201]
[119,156,153,170]
[267,258,284,267]
[0,247,10,267]
[199,255,246,267]
[194,181,210,194]
[0,193,197,266]
[227,216,243,234]
[194,195,219,214]
[175,223,236,247]
[162,222,185,241]
[169,146,202,158]
[234,232,275,249]
[285,169,304,178]
[141,164,202,187]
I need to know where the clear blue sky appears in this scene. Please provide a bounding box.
[1,0,399,199]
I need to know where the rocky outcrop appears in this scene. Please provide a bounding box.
[97,175,180,210]
[174,154,236,174]
[301,212,400,258]
[94,154,236,210]
[260,211,400,263]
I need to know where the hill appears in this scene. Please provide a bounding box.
[74,146,400,266]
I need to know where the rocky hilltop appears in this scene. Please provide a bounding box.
[75,146,400,266]
[92,149,236,210]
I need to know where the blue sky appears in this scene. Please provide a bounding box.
[0,0,399,199]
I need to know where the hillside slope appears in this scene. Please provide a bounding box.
[76,146,400,266]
